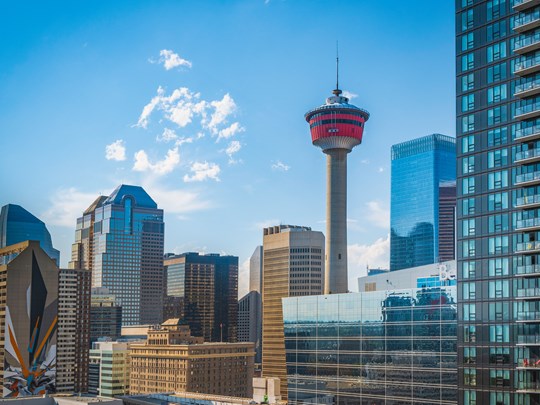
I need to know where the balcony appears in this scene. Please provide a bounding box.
[518,335,540,345]
[517,358,540,369]
[515,79,540,98]
[516,194,540,209]
[515,0,540,12]
[516,125,540,141]
[515,55,540,76]
[516,381,540,393]
[515,11,540,33]
[516,148,540,164]
[516,263,540,276]
[516,287,540,299]
[518,311,540,321]
[516,171,540,186]
[515,32,540,54]
[515,102,540,120]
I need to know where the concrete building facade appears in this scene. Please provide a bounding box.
[89,341,130,397]
[238,290,262,364]
[249,246,263,293]
[261,225,324,396]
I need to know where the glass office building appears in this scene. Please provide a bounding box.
[390,134,456,271]
[70,185,164,326]
[456,0,540,403]
[283,287,457,405]
[0,204,60,265]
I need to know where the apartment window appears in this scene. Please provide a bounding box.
[488,192,508,211]
[488,127,507,146]
[464,390,477,405]
[488,106,507,125]
[490,392,510,405]
[463,239,476,257]
[488,214,508,233]
[464,325,477,342]
[462,9,474,31]
[487,63,507,83]
[488,170,508,189]
[462,0,473,6]
[463,156,475,173]
[489,302,509,321]
[463,303,476,321]
[462,93,475,112]
[488,258,508,276]
[464,368,477,386]
[487,41,506,62]
[487,84,507,104]
[488,235,509,254]
[489,370,510,387]
[487,21,506,41]
[462,282,476,299]
[489,324,510,342]
[464,347,477,364]
[462,134,475,152]
[462,53,475,72]
[488,148,508,167]
[489,280,509,298]
[487,0,505,21]
[462,73,475,91]
[462,198,475,215]
[463,218,476,236]
[462,261,477,279]
[462,177,476,195]
[462,32,475,51]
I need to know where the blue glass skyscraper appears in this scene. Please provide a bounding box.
[70,185,164,326]
[390,134,456,271]
[0,204,60,265]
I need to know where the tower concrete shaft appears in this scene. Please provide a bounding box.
[325,149,349,294]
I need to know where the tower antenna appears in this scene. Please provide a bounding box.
[333,41,342,96]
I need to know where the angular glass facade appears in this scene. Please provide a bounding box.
[0,204,60,265]
[283,287,457,405]
[391,134,456,271]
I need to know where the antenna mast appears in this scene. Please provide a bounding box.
[333,41,342,96]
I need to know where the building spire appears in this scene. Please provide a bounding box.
[333,41,342,96]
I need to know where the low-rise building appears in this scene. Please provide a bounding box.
[89,341,130,397]
[129,319,254,397]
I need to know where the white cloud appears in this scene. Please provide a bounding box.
[175,137,193,146]
[378,167,384,173]
[105,140,126,161]
[42,188,101,227]
[206,94,237,133]
[142,183,211,214]
[183,161,221,182]
[156,49,192,70]
[133,147,180,175]
[271,160,290,172]
[225,140,242,164]
[365,200,390,229]
[238,258,250,299]
[157,128,177,142]
[342,90,358,100]
[135,87,164,128]
[217,122,244,141]
[348,234,390,291]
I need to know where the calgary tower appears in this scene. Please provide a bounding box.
[305,59,369,294]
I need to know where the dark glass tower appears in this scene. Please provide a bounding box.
[390,135,456,271]
[456,0,540,403]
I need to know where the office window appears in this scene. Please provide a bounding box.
[488,106,507,125]
[463,94,475,111]
[463,156,475,173]
[487,20,506,41]
[463,218,476,236]
[488,236,509,254]
[488,127,507,146]
[462,73,475,91]
[488,192,508,211]
[462,134,475,152]
[487,84,507,104]
[488,149,508,168]
[462,197,475,215]
[462,9,474,31]
[487,63,507,83]
[462,32,475,51]
[463,177,476,195]
[488,170,508,189]
[462,53,475,72]
[487,41,507,62]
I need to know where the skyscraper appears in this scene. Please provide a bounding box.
[261,225,324,395]
[390,134,456,271]
[305,73,369,294]
[70,184,164,326]
[0,204,60,265]
[163,252,238,342]
[249,245,263,293]
[89,287,122,346]
[456,0,537,402]
[238,290,262,364]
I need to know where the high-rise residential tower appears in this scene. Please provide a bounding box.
[70,185,164,326]
[261,225,324,396]
[390,134,457,271]
[456,0,540,402]
[163,252,238,342]
[0,204,60,265]
[305,74,369,294]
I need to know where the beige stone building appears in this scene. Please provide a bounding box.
[261,225,324,396]
[129,319,254,397]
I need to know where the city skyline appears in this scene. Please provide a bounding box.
[0,1,455,296]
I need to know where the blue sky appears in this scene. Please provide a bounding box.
[0,0,455,296]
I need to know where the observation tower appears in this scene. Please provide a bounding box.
[305,62,369,294]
